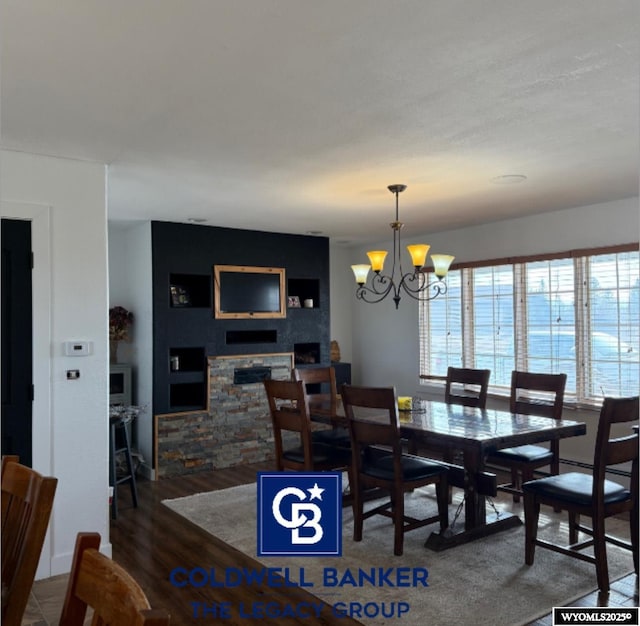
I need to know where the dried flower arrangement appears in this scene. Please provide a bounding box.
[109,306,134,341]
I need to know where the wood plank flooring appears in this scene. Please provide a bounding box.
[29,462,638,625]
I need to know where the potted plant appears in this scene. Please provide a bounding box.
[109,306,133,363]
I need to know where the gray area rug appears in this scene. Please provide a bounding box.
[162,483,633,626]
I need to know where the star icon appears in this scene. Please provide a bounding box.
[307,482,325,501]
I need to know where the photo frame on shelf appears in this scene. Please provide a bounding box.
[170,284,191,307]
[287,295,301,308]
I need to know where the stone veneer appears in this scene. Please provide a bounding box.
[155,353,293,478]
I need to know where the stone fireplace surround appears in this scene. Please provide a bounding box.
[155,353,294,478]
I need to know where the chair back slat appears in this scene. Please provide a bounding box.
[510,371,566,419]
[1,460,58,626]
[445,367,490,408]
[264,378,322,471]
[593,397,639,492]
[341,385,401,450]
[293,366,338,414]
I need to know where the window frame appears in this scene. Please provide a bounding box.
[419,243,639,407]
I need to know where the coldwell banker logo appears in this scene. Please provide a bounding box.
[257,472,342,557]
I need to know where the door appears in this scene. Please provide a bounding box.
[1,218,33,466]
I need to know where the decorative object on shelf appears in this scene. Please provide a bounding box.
[287,295,301,308]
[170,284,191,307]
[303,298,314,308]
[351,184,455,309]
[330,340,341,363]
[109,306,134,363]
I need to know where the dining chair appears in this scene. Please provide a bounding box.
[263,378,350,472]
[1,459,58,626]
[341,384,449,556]
[1,455,20,476]
[487,370,567,502]
[409,367,491,481]
[59,532,170,625]
[444,367,491,408]
[293,366,350,447]
[523,396,638,592]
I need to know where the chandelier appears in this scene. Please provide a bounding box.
[351,184,454,309]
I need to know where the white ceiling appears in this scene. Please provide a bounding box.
[1,1,638,245]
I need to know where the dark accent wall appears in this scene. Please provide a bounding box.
[152,221,330,415]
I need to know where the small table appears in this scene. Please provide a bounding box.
[312,399,586,550]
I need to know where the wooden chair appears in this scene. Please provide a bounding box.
[1,459,58,626]
[487,370,567,502]
[341,384,449,556]
[59,532,170,625]
[293,366,350,447]
[263,378,350,472]
[444,367,491,408]
[409,367,490,475]
[1,455,20,476]
[523,396,639,592]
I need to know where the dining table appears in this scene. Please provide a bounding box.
[311,398,587,551]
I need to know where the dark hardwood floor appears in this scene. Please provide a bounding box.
[105,463,637,626]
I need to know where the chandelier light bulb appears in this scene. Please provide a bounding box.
[366,250,388,273]
[351,264,371,285]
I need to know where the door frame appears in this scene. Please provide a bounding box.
[1,201,52,576]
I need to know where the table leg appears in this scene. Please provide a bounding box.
[463,449,486,530]
[424,447,521,551]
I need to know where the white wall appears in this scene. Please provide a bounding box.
[108,222,154,476]
[1,149,111,576]
[329,245,354,365]
[345,196,639,463]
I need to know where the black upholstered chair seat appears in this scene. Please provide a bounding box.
[490,444,553,464]
[523,472,629,507]
[363,454,447,482]
[312,427,351,446]
[282,442,350,466]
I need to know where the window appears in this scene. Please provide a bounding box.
[419,245,639,404]
[419,269,463,375]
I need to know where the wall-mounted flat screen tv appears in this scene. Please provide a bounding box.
[213,265,286,319]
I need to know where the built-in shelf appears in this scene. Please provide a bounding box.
[169,347,205,372]
[294,342,321,365]
[169,382,206,412]
[287,278,320,309]
[168,346,206,411]
[169,273,211,308]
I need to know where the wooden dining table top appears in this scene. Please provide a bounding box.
[315,398,587,455]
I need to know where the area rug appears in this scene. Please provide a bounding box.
[162,483,633,626]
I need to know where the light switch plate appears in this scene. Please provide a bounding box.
[63,341,93,356]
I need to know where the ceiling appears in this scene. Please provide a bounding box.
[1,1,638,245]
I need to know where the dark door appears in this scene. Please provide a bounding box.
[1,218,33,466]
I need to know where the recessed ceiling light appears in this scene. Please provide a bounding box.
[187,217,208,223]
[491,174,528,184]
[306,230,323,236]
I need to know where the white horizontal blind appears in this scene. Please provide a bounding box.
[472,265,514,388]
[419,269,463,377]
[524,258,576,391]
[584,251,639,398]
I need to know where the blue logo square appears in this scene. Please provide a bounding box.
[257,472,342,557]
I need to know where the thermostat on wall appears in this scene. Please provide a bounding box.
[63,341,93,356]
